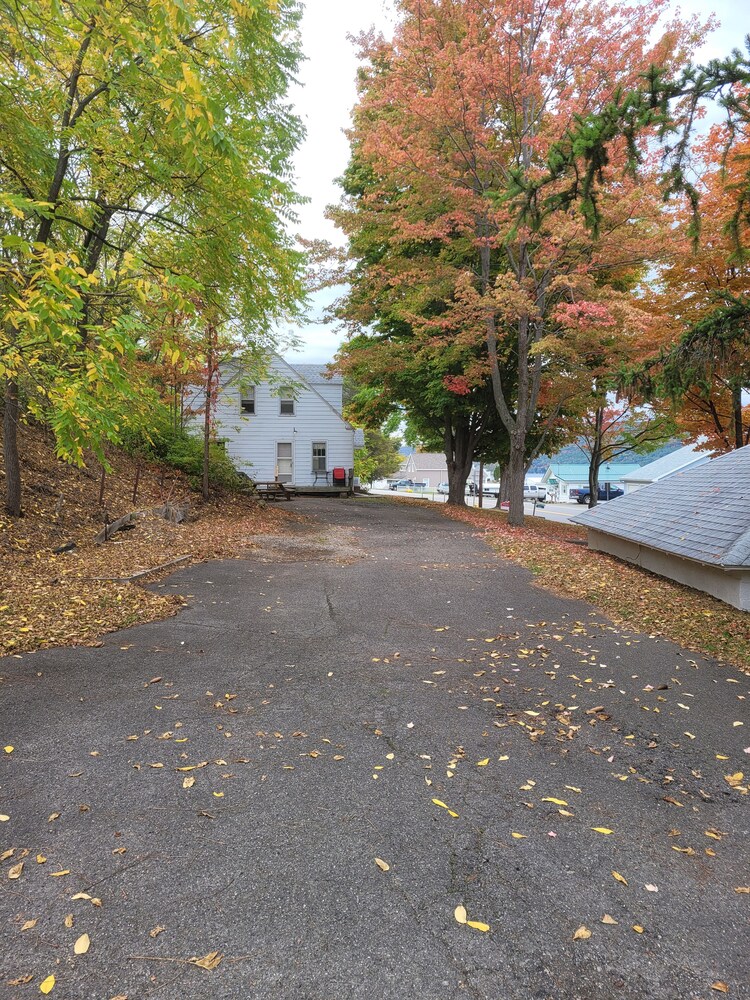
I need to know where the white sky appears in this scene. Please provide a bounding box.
[282,0,745,363]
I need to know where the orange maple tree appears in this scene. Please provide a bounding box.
[337,0,703,523]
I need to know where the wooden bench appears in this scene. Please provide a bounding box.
[254,481,297,501]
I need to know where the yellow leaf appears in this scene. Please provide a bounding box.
[632,925,644,934]
[511,833,526,839]
[183,776,195,789]
[36,854,46,864]
[612,871,628,885]
[49,870,70,877]
[573,925,592,940]
[212,791,224,798]
[4,745,14,753]
[64,914,73,928]
[374,858,390,872]
[467,920,490,932]
[735,886,750,893]
[74,932,90,954]
[432,798,458,817]
[0,814,9,821]
[711,983,729,994]
[40,975,56,994]
[190,951,222,970]
[477,759,490,767]
[541,797,568,806]
[150,925,165,938]
[591,827,614,835]
[724,772,744,788]
[8,861,23,879]
[558,808,574,817]
[601,914,618,925]
[454,905,467,924]
[21,918,37,931]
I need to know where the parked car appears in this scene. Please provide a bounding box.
[467,481,501,496]
[523,484,547,501]
[576,486,624,504]
[389,479,426,490]
[436,482,450,494]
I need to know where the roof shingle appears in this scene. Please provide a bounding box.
[572,446,750,568]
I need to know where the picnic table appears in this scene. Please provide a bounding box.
[254,481,297,501]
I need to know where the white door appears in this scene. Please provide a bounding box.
[276,442,293,483]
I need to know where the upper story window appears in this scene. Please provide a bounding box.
[240,387,255,414]
[279,387,295,415]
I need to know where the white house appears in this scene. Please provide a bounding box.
[540,462,642,502]
[573,446,750,611]
[621,442,712,493]
[195,356,363,487]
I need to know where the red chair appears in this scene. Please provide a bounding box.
[332,467,346,486]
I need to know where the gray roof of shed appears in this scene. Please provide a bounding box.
[572,446,750,569]
[621,442,711,483]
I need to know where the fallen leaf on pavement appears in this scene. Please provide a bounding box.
[467,920,490,932]
[542,797,568,806]
[632,925,644,934]
[190,951,222,971]
[644,884,658,892]
[573,926,592,941]
[182,776,195,789]
[612,872,628,885]
[40,975,55,993]
[74,933,90,955]
[591,827,614,835]
[374,858,390,872]
[724,772,744,788]
[454,905,467,924]
[21,919,37,931]
[149,926,165,938]
[711,983,729,994]
[601,915,618,925]
[64,915,73,928]
[8,861,23,879]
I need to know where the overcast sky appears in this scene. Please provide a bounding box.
[282,0,745,363]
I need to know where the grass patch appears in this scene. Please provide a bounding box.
[443,504,750,672]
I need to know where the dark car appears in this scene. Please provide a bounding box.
[576,486,624,504]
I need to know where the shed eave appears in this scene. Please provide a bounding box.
[584,526,750,573]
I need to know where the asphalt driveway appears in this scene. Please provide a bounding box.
[1,497,748,1000]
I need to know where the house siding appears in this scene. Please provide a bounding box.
[197,358,355,486]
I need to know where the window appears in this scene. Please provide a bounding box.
[279,387,294,415]
[240,387,255,414]
[312,442,327,473]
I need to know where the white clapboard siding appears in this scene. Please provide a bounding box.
[201,356,355,485]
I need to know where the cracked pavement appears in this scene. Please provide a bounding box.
[1,496,748,999]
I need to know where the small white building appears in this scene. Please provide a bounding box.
[191,356,363,487]
[540,462,641,502]
[621,442,712,493]
[573,446,750,611]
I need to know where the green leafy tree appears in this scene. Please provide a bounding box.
[0,0,304,515]
[352,427,403,485]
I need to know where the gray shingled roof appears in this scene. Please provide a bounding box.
[572,446,750,569]
[288,362,342,384]
[621,442,711,483]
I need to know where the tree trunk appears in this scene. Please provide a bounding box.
[444,416,474,506]
[3,379,22,517]
[506,439,526,526]
[588,407,604,508]
[202,324,216,502]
